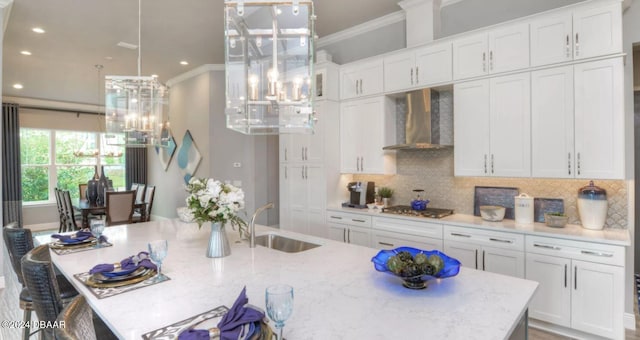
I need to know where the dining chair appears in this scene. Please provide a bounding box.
[61,190,81,231]
[133,185,155,223]
[78,183,88,200]
[105,190,136,226]
[134,183,146,203]
[53,295,118,340]
[20,244,79,340]
[54,188,66,233]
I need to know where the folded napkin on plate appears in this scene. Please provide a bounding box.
[178,287,265,340]
[89,251,157,277]
[51,230,93,244]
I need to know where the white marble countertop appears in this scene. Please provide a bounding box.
[45,219,538,339]
[327,206,630,246]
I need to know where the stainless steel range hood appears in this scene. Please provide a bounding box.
[383,88,453,150]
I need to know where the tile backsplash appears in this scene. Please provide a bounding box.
[353,91,628,229]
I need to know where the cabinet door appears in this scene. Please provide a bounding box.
[287,164,307,234]
[571,260,624,339]
[360,97,395,175]
[530,12,573,67]
[481,246,525,278]
[359,59,384,97]
[340,66,360,100]
[453,32,488,80]
[305,165,326,238]
[279,163,290,230]
[454,80,490,176]
[304,100,325,163]
[574,58,624,179]
[372,230,442,251]
[489,73,531,177]
[340,101,361,173]
[327,223,346,243]
[347,225,371,247]
[415,42,453,86]
[384,50,415,93]
[488,22,530,74]
[279,135,292,162]
[531,66,575,178]
[444,240,480,270]
[526,253,571,327]
[573,3,622,60]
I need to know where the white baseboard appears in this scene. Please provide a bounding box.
[0,276,5,289]
[624,312,636,330]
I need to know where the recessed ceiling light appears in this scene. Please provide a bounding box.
[20,51,32,56]
[32,27,45,34]
[13,84,24,89]
[105,56,113,60]
[180,61,189,65]
[151,74,158,78]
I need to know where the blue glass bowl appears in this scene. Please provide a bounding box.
[371,247,461,289]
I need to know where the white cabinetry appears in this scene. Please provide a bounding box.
[326,211,371,247]
[530,3,622,67]
[286,164,326,237]
[453,23,529,80]
[454,72,530,177]
[384,42,452,93]
[526,236,625,339]
[340,96,396,174]
[372,217,443,251]
[443,225,525,278]
[340,58,383,100]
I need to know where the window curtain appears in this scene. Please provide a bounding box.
[125,147,147,190]
[2,103,23,226]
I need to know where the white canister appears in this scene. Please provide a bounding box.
[514,193,534,224]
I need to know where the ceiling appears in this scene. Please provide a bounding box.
[2,0,402,106]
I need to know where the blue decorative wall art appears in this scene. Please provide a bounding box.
[155,128,177,171]
[177,130,202,184]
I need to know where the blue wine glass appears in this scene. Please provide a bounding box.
[89,219,105,248]
[265,284,294,340]
[148,240,168,279]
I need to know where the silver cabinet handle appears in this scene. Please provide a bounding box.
[491,154,495,174]
[580,250,613,258]
[305,165,308,179]
[343,228,347,243]
[330,216,342,220]
[575,33,579,56]
[416,66,419,84]
[483,155,487,174]
[352,219,366,223]
[533,243,561,251]
[361,157,364,171]
[284,148,287,161]
[360,79,363,94]
[347,229,351,243]
[577,152,581,175]
[301,147,305,161]
[566,34,570,57]
[301,166,305,179]
[410,68,414,85]
[356,157,361,172]
[564,264,567,288]
[489,237,512,244]
[482,250,486,270]
[451,233,471,238]
[475,249,478,269]
[379,241,394,247]
[489,50,493,70]
[284,166,287,179]
[574,265,577,290]
[482,52,486,72]
[304,147,308,160]
[355,79,359,95]
[568,152,571,175]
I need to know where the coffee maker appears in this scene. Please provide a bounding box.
[342,182,375,209]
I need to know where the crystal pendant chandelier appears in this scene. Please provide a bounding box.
[224,0,316,135]
[104,0,169,147]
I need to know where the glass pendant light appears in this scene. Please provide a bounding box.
[104,0,169,147]
[224,0,316,135]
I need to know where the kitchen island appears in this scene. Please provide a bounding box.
[46,219,538,339]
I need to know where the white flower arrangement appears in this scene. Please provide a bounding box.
[185,178,247,235]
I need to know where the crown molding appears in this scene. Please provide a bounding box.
[1,0,13,34]
[166,64,225,87]
[2,96,103,114]
[316,11,406,48]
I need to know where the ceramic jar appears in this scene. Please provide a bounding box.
[577,181,608,230]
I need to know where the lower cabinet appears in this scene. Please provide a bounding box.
[326,211,371,247]
[443,225,525,278]
[525,236,624,339]
[372,217,443,251]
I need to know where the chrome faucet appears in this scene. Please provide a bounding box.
[249,202,275,248]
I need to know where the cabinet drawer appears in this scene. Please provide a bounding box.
[526,235,624,266]
[373,217,442,240]
[326,211,371,227]
[372,229,443,251]
[444,225,524,251]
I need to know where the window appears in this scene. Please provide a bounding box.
[20,128,125,203]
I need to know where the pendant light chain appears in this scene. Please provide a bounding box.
[138,0,141,77]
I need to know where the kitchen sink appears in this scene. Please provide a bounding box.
[254,234,320,253]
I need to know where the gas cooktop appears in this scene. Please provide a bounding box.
[381,205,454,219]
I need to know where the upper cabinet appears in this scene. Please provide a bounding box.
[384,42,453,93]
[453,22,529,81]
[530,3,622,67]
[340,58,383,100]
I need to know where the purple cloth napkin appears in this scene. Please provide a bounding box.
[51,231,93,243]
[89,251,157,277]
[178,287,264,340]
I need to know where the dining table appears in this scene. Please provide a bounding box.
[40,219,538,340]
[74,199,147,228]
